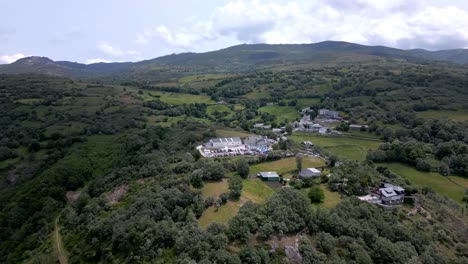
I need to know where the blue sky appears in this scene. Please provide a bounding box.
[2,0,468,64]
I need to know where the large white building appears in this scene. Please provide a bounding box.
[207,137,242,148]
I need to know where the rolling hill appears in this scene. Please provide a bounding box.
[2,41,468,80]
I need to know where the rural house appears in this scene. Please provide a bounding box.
[379,183,405,205]
[299,168,321,178]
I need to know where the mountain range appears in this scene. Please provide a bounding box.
[2,41,468,80]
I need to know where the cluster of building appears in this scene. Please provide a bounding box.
[257,167,322,182]
[293,110,341,135]
[199,136,276,157]
[358,183,406,206]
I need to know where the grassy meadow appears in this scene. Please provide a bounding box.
[250,156,325,176]
[383,163,465,203]
[416,110,468,121]
[198,178,275,229]
[290,132,382,161]
[258,105,300,122]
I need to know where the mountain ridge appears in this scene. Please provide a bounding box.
[2,41,468,79]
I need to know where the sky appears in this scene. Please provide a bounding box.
[2,0,468,64]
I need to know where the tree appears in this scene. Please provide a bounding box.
[191,174,203,189]
[285,124,293,134]
[308,186,324,204]
[228,175,243,200]
[237,158,250,178]
[296,153,303,172]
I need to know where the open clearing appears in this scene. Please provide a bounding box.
[448,176,468,188]
[305,184,342,209]
[242,179,274,204]
[145,91,214,105]
[416,110,468,121]
[383,163,465,203]
[290,132,382,161]
[198,178,274,228]
[250,156,325,175]
[258,105,300,122]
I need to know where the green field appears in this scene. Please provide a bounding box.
[198,201,241,229]
[258,105,300,122]
[416,110,468,121]
[304,184,342,209]
[383,163,465,203]
[145,91,214,105]
[250,156,325,176]
[290,132,382,161]
[201,180,229,199]
[198,179,274,228]
[244,89,271,99]
[448,176,468,188]
[242,179,274,204]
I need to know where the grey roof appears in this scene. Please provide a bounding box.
[210,137,242,143]
[259,171,279,178]
[380,187,397,197]
[382,183,405,192]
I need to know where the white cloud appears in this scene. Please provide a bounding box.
[134,0,468,51]
[0,53,27,64]
[98,41,141,58]
[85,58,111,64]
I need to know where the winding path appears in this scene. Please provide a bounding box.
[54,216,68,264]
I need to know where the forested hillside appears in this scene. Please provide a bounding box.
[0,45,467,263]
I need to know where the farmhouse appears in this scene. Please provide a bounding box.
[207,137,242,148]
[358,182,405,206]
[319,109,339,119]
[258,171,280,181]
[379,183,405,205]
[299,168,321,178]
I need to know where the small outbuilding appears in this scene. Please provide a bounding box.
[258,171,280,181]
[299,168,321,178]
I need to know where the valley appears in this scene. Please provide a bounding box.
[0,42,467,263]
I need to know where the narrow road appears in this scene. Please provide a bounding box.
[54,216,68,264]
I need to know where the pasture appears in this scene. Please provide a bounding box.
[304,184,342,209]
[198,178,274,228]
[290,132,382,161]
[145,91,214,105]
[258,105,300,122]
[416,110,468,122]
[383,163,465,203]
[250,156,325,175]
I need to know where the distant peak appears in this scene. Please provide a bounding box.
[13,56,55,65]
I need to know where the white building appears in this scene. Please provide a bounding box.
[299,168,321,178]
[208,137,242,148]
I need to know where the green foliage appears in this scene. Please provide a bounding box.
[236,158,250,178]
[308,186,325,204]
[228,175,243,200]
